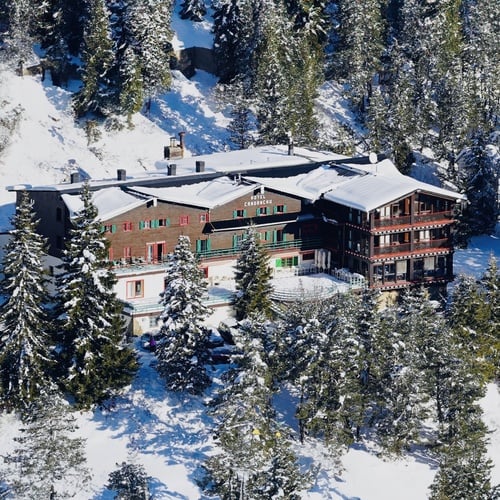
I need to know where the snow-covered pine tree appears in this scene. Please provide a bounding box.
[73,0,115,117]
[126,0,172,107]
[428,362,497,499]
[233,226,273,320]
[118,46,144,125]
[295,293,358,451]
[212,0,256,83]
[107,461,150,499]
[330,0,385,113]
[340,288,382,442]
[179,0,206,21]
[373,288,429,454]
[251,0,296,145]
[480,256,500,380]
[448,273,494,382]
[205,314,307,498]
[453,130,500,239]
[156,235,212,394]
[57,182,138,408]
[0,191,54,411]
[4,386,90,498]
[225,78,254,149]
[1,0,48,66]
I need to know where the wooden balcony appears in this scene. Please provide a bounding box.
[373,238,450,257]
[372,210,454,230]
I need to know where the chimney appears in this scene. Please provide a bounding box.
[168,163,177,176]
[117,169,126,181]
[179,131,185,150]
[170,137,177,147]
[70,172,80,183]
[195,160,205,173]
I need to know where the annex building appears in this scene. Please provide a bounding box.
[8,145,464,333]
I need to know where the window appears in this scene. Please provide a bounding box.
[102,224,117,233]
[256,206,269,216]
[274,204,287,214]
[275,256,299,268]
[179,215,189,226]
[232,234,243,248]
[199,213,210,223]
[260,231,271,242]
[123,221,133,231]
[158,218,170,227]
[233,209,247,218]
[302,252,314,261]
[139,220,152,230]
[196,239,211,252]
[126,280,144,298]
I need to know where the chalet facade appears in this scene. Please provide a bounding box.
[8,145,464,332]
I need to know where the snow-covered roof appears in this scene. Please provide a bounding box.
[62,187,148,221]
[128,176,257,209]
[248,159,463,212]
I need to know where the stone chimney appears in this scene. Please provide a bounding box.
[117,169,126,181]
[195,160,205,173]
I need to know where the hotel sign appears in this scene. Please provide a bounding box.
[244,194,273,207]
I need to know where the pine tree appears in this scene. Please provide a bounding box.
[480,256,500,380]
[57,182,138,408]
[454,131,500,238]
[156,235,212,394]
[118,46,144,125]
[126,0,173,104]
[448,274,494,381]
[107,461,150,500]
[330,0,385,113]
[0,191,54,411]
[205,315,307,498]
[212,0,257,84]
[233,226,273,320]
[73,0,115,117]
[1,0,49,66]
[251,0,296,144]
[179,0,206,21]
[4,386,90,499]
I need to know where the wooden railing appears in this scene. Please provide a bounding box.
[373,210,453,228]
[373,238,450,256]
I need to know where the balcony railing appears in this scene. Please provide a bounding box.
[373,210,453,229]
[373,238,450,256]
[196,237,322,259]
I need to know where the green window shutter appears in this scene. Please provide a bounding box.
[283,205,287,213]
[266,207,270,215]
[196,240,202,252]
[139,221,145,230]
[273,206,277,214]
[233,235,238,248]
[283,233,287,242]
[233,210,237,218]
[276,258,282,268]
[256,208,260,216]
[207,239,211,251]
[100,225,105,233]
[273,231,277,243]
[293,256,299,266]
[265,231,271,241]
[243,209,247,217]
[166,218,170,227]
[111,224,117,233]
